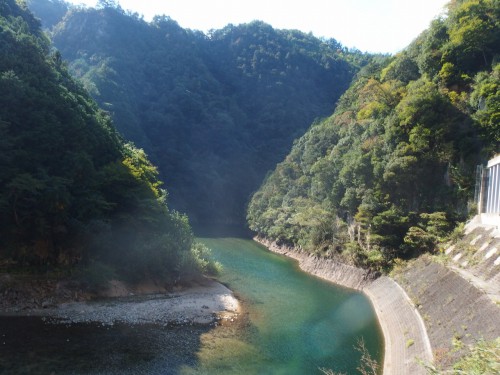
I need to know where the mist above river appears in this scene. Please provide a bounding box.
[0,238,382,375]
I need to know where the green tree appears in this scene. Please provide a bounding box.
[247,0,492,269]
[445,0,500,70]
[0,0,212,284]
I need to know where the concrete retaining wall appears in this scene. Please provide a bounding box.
[395,256,500,368]
[254,236,433,375]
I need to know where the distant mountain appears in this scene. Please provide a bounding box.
[0,0,216,284]
[27,0,368,229]
[248,0,499,269]
[26,0,70,29]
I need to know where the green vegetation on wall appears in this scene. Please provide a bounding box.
[0,0,217,284]
[248,0,499,270]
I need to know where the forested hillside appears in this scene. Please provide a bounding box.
[0,0,216,284]
[27,0,367,229]
[248,0,499,270]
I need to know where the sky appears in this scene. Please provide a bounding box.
[64,0,450,54]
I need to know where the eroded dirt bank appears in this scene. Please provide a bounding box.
[0,274,88,312]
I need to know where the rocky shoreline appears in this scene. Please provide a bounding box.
[0,275,239,327]
[254,237,378,289]
[0,274,89,312]
[254,236,433,375]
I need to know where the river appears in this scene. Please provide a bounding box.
[0,238,383,374]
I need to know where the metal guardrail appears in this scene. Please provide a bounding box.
[476,154,500,215]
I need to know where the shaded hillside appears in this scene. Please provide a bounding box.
[0,0,216,284]
[26,0,69,28]
[28,1,367,227]
[248,0,499,269]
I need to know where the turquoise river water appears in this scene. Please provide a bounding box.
[0,238,383,374]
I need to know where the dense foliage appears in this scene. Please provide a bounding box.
[0,0,217,284]
[248,0,499,270]
[25,0,69,29]
[27,0,368,228]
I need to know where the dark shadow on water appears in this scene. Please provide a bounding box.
[0,317,210,375]
[192,223,254,239]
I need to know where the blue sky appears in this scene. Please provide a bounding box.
[64,0,450,53]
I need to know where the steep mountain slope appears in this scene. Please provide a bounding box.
[28,1,366,228]
[0,0,215,284]
[248,0,499,269]
[26,0,69,28]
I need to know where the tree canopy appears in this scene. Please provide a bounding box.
[0,0,217,284]
[247,0,499,270]
[27,1,369,229]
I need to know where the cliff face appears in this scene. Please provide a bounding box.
[0,274,88,312]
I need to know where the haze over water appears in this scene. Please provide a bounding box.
[195,238,383,374]
[0,237,383,374]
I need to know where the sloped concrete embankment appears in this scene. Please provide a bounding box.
[392,218,500,368]
[396,232,500,368]
[395,255,500,369]
[254,237,433,375]
[444,220,500,304]
[363,277,433,375]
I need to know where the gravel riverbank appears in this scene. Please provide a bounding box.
[0,277,239,327]
[49,280,239,326]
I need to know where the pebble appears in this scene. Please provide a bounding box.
[2,283,238,328]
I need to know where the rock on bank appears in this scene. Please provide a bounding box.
[46,279,239,326]
[0,276,239,326]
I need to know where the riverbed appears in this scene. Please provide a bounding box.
[0,238,383,374]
